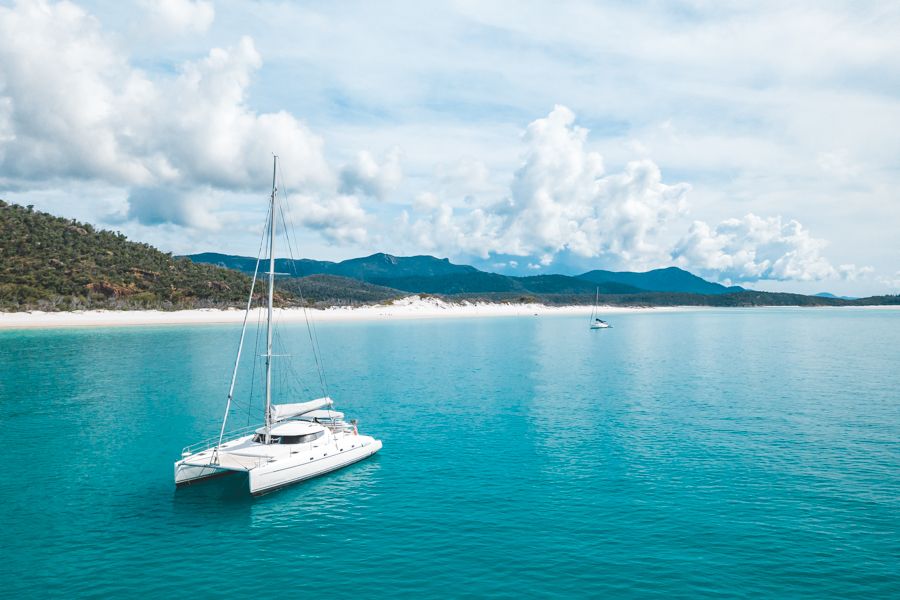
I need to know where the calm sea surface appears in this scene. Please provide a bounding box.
[1,308,898,598]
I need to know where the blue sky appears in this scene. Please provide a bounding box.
[1,0,898,295]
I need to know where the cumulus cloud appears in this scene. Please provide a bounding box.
[401,106,866,284]
[404,105,689,268]
[0,1,332,190]
[0,0,359,242]
[164,38,334,191]
[0,3,877,284]
[436,157,491,196]
[338,147,402,199]
[673,214,869,282]
[121,186,220,230]
[139,0,214,34]
[1,0,149,184]
[286,194,370,245]
[877,271,900,292]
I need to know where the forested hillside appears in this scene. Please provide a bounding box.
[279,275,403,306]
[2,201,896,311]
[0,201,259,310]
[189,252,478,281]
[578,267,744,295]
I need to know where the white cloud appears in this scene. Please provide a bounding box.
[403,106,870,285]
[162,37,333,191]
[877,271,900,293]
[673,214,870,282]
[1,0,150,184]
[0,0,358,242]
[435,157,492,197]
[0,1,332,191]
[817,150,862,183]
[412,192,440,212]
[121,186,221,230]
[286,193,370,245]
[139,0,214,34]
[338,147,402,199]
[1,1,894,294]
[404,105,689,268]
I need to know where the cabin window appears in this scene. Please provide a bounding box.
[254,430,325,444]
[273,431,325,445]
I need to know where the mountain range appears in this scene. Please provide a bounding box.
[1,200,896,311]
[187,252,744,296]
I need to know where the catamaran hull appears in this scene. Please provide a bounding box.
[174,462,233,486]
[249,438,382,495]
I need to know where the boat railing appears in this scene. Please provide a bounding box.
[181,419,358,457]
[181,423,261,457]
[322,420,356,435]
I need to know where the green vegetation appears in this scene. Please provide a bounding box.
[2,200,896,312]
[445,290,900,307]
[279,275,403,306]
[0,201,260,311]
[579,266,744,295]
[368,272,642,295]
[189,252,898,307]
[188,251,477,280]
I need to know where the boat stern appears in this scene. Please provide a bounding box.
[174,459,231,487]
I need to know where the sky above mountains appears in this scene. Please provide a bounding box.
[1,0,898,295]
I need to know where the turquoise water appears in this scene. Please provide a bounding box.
[1,308,899,598]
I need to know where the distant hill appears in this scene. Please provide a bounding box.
[815,292,858,301]
[3,201,894,312]
[371,272,641,295]
[185,252,900,307]
[375,271,522,294]
[190,253,745,296]
[279,274,403,306]
[333,253,477,280]
[578,267,744,295]
[188,252,477,281]
[514,274,642,295]
[442,289,900,307]
[0,201,263,311]
[187,252,336,277]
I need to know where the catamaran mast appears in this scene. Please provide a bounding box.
[264,156,277,443]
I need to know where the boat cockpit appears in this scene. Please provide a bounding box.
[251,421,327,445]
[252,430,325,445]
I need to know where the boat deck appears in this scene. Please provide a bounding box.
[181,450,265,472]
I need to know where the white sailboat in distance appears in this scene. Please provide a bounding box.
[589,287,612,329]
[175,157,382,496]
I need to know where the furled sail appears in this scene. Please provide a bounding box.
[269,397,333,422]
[300,409,345,420]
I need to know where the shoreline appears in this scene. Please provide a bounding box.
[0,296,688,329]
[0,296,895,330]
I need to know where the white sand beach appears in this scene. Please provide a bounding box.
[2,297,892,330]
[0,295,687,329]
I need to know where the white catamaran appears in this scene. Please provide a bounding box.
[589,287,611,329]
[174,157,382,496]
